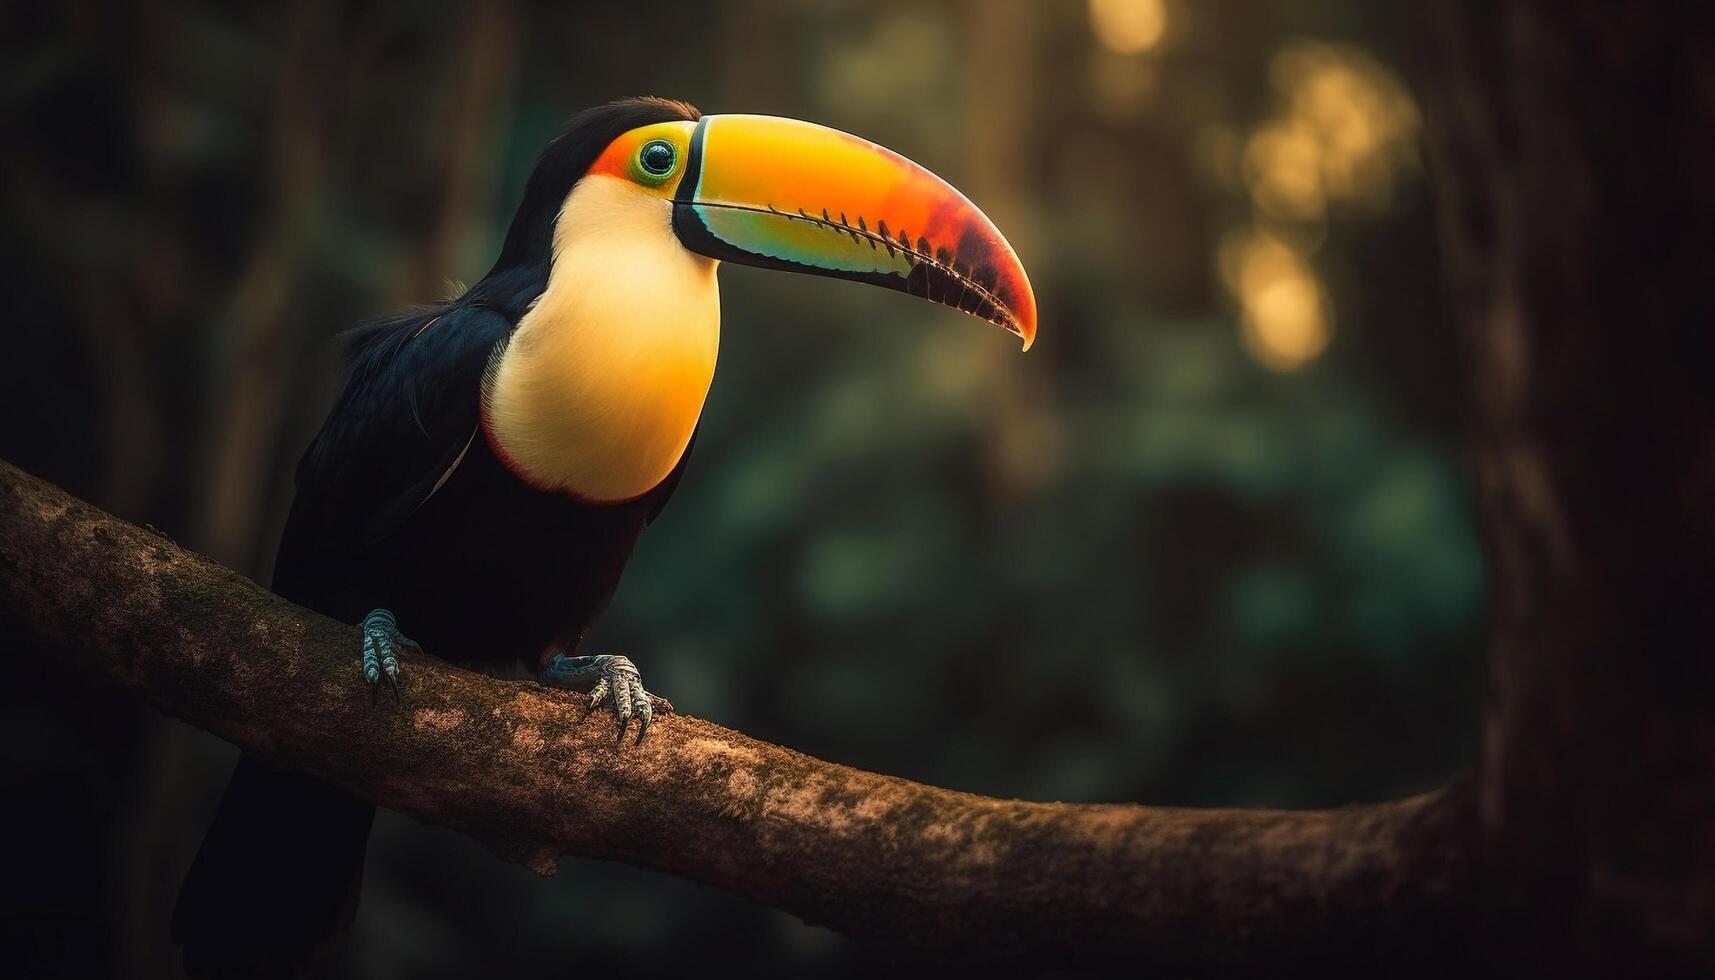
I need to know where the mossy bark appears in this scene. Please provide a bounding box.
[0,459,1468,974]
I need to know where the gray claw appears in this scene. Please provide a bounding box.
[359,608,412,702]
[582,678,611,722]
[537,653,662,743]
[362,633,381,686]
[614,680,635,741]
[633,682,653,745]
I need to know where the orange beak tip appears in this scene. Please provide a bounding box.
[1011,322,1034,352]
[1014,297,1038,352]
[675,113,1041,351]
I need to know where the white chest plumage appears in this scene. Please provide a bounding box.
[482,175,721,503]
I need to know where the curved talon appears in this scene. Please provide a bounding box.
[614,680,634,742]
[578,678,614,726]
[360,608,411,702]
[362,633,381,686]
[539,652,664,743]
[632,680,654,744]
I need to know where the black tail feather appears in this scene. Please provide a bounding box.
[174,754,375,979]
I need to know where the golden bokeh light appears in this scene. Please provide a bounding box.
[1218,42,1415,371]
[1218,228,1331,372]
[1088,0,1167,55]
[1244,121,1325,222]
[1242,42,1421,222]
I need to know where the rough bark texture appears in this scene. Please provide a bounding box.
[1420,1,1715,975]
[5,5,1714,974]
[0,459,1467,975]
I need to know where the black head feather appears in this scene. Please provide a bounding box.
[343,97,700,363]
[492,97,702,285]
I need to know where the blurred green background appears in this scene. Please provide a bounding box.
[1,1,1483,976]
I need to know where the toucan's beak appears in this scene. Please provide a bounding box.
[671,114,1037,350]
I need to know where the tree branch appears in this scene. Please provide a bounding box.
[0,459,1471,974]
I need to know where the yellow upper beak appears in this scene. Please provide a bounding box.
[670,114,1037,350]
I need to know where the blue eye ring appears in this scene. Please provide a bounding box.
[634,139,678,183]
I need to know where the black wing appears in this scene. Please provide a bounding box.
[273,304,511,602]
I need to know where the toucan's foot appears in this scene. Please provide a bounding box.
[360,608,418,699]
[539,654,672,744]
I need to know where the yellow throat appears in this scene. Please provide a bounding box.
[482,174,721,503]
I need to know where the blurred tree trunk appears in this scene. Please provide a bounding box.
[193,0,331,571]
[1420,1,1715,974]
[962,0,1058,505]
[393,0,520,305]
[719,0,793,113]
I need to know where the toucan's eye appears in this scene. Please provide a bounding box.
[636,139,677,181]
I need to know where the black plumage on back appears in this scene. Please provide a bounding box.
[173,97,701,979]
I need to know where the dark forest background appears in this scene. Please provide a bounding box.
[1,1,1482,976]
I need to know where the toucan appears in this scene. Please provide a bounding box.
[172,97,1036,977]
